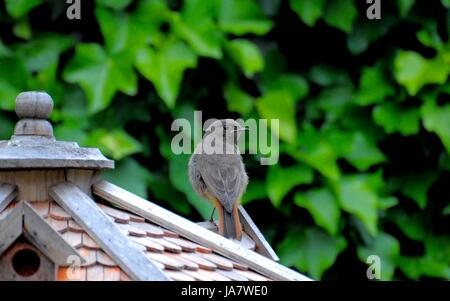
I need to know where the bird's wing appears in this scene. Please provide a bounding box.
[199,157,243,213]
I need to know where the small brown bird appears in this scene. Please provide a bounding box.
[188,119,248,240]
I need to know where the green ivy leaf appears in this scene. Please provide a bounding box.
[16,34,74,72]
[169,154,211,219]
[256,90,297,144]
[13,19,32,40]
[398,256,450,280]
[63,43,137,113]
[173,0,224,59]
[267,164,314,207]
[398,235,450,279]
[227,39,264,78]
[391,170,438,209]
[389,210,426,241]
[316,85,354,122]
[354,64,395,106]
[357,233,400,280]
[396,0,415,17]
[0,113,14,140]
[277,227,347,279]
[394,50,449,96]
[103,157,149,198]
[242,179,267,205]
[86,129,142,160]
[294,188,340,236]
[323,0,358,33]
[289,0,326,27]
[335,174,379,235]
[262,74,309,100]
[344,132,386,171]
[218,0,274,35]
[421,99,450,153]
[373,103,420,136]
[5,0,42,18]
[287,125,341,180]
[96,0,133,10]
[425,235,450,264]
[135,41,197,108]
[0,57,29,111]
[347,17,396,54]
[224,82,253,115]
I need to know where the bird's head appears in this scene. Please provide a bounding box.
[204,119,247,144]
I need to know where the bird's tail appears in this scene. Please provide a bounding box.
[217,203,242,240]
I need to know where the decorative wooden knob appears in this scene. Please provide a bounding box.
[14,91,54,137]
[16,91,53,119]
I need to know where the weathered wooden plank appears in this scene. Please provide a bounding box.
[23,202,85,266]
[93,180,312,281]
[0,170,65,202]
[50,182,168,281]
[0,183,17,213]
[66,169,96,197]
[238,206,280,261]
[0,202,23,254]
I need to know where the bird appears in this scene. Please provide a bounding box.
[188,119,248,240]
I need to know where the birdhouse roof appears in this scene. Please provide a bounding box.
[0,91,311,281]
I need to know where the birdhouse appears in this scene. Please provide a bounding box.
[0,91,311,281]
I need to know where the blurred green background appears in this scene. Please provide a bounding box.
[0,0,449,280]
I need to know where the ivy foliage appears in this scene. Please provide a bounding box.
[0,0,449,280]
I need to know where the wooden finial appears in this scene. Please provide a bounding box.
[14,92,54,137]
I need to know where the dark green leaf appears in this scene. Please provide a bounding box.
[135,41,197,108]
[277,227,347,279]
[335,174,380,235]
[256,90,297,144]
[287,125,341,180]
[394,50,449,96]
[5,0,42,18]
[63,43,137,113]
[96,0,132,11]
[224,82,253,115]
[173,0,224,59]
[294,188,341,236]
[373,103,420,136]
[323,0,357,33]
[103,157,149,198]
[85,129,143,160]
[227,39,264,78]
[344,132,386,171]
[267,164,314,207]
[289,0,326,27]
[391,170,439,209]
[357,233,400,280]
[421,99,450,153]
[218,0,274,35]
[354,64,395,106]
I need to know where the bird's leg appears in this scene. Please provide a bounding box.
[209,207,216,224]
